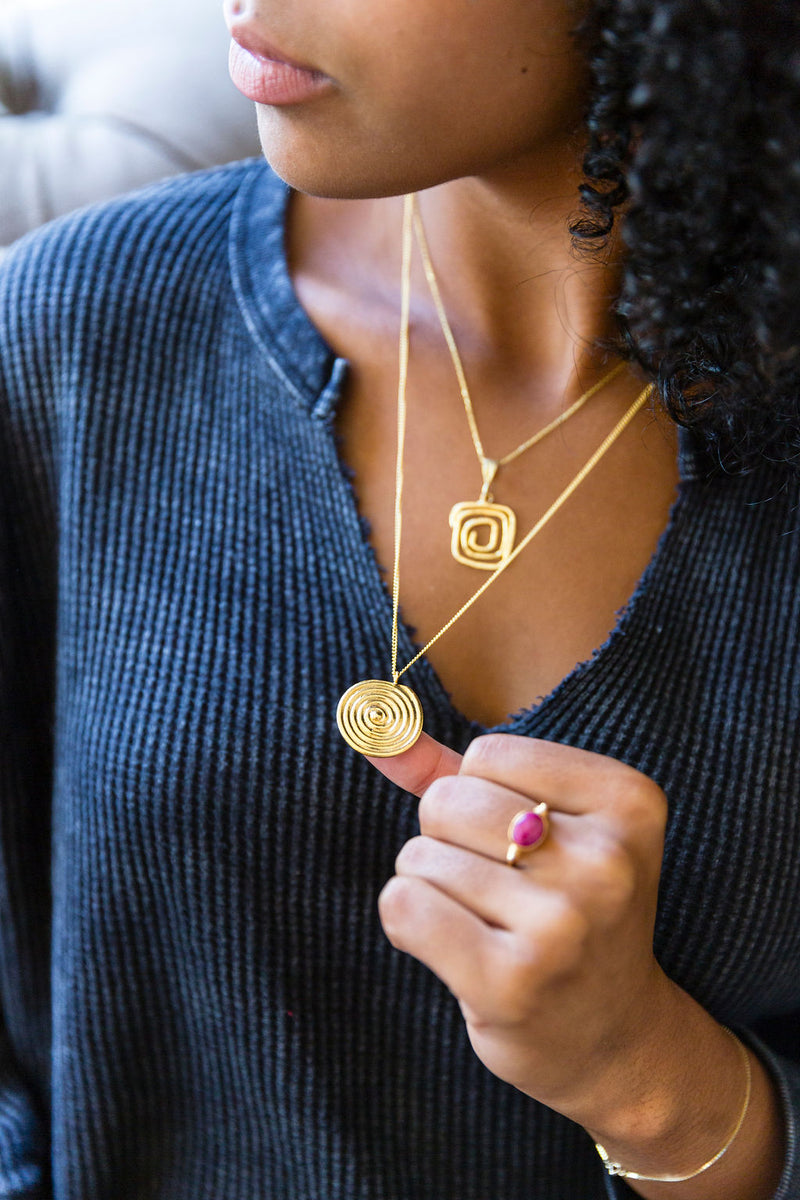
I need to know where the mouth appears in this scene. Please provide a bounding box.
[228,27,333,107]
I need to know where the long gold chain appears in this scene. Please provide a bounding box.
[389,192,414,687]
[336,196,653,758]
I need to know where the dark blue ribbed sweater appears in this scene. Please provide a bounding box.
[1,159,800,1200]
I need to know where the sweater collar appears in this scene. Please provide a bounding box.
[230,159,344,416]
[229,158,710,480]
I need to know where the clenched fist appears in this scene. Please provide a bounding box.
[370,733,726,1148]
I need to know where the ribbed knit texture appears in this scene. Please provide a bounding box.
[1,159,799,1200]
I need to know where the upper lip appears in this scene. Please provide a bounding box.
[229,25,320,74]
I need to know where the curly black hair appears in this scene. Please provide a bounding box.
[575,0,800,470]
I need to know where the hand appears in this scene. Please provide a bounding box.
[371,731,677,1131]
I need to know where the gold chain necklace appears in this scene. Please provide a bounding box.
[336,195,653,757]
[410,193,627,570]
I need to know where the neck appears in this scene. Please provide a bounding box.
[412,152,622,385]
[289,149,625,405]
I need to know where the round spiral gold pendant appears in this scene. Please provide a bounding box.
[336,680,423,757]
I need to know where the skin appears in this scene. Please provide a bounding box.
[371,734,784,1200]
[224,1,786,1194]
[227,0,590,200]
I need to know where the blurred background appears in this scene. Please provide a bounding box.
[0,0,260,255]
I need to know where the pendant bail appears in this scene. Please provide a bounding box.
[479,457,499,503]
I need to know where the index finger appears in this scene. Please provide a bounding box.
[458,734,658,817]
[366,732,463,797]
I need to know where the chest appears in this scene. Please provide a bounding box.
[55,373,800,1025]
[335,363,681,725]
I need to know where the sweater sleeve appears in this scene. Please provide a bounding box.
[0,235,60,1198]
[745,1023,800,1200]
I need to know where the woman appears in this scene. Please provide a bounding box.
[0,0,797,1197]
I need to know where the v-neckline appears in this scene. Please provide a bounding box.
[230,161,709,742]
[327,433,693,740]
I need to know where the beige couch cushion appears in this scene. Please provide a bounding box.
[0,0,260,246]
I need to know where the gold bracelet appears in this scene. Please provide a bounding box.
[594,1028,752,1184]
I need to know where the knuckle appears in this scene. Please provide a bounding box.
[613,775,668,840]
[394,834,430,874]
[604,849,639,908]
[461,733,506,776]
[539,938,588,987]
[583,844,640,916]
[377,875,416,942]
[504,936,542,985]
[522,896,591,979]
[550,895,591,954]
[490,954,539,1024]
[418,775,459,833]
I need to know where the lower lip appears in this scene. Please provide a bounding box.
[228,41,331,106]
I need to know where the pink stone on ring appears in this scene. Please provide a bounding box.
[506,803,549,866]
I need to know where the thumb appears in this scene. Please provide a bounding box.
[366,732,463,797]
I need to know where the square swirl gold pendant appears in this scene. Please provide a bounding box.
[449,501,517,570]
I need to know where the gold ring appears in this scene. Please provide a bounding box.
[506,803,549,866]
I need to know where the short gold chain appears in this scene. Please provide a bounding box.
[410,192,626,479]
[390,193,653,685]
